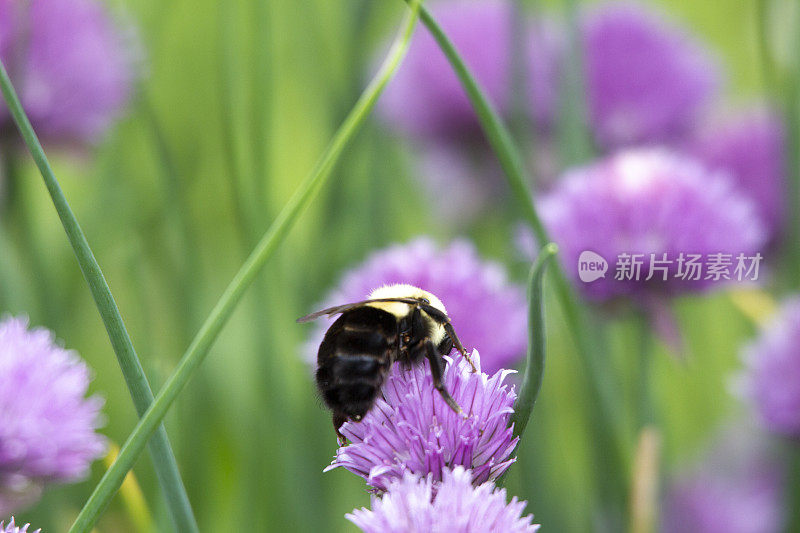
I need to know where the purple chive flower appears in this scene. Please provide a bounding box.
[528,149,766,302]
[305,238,527,374]
[325,350,518,492]
[663,427,784,533]
[0,0,137,143]
[739,297,800,438]
[347,466,539,533]
[0,518,40,533]
[0,316,106,515]
[582,2,720,149]
[689,109,786,241]
[378,0,559,141]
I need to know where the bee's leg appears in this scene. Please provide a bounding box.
[444,322,476,373]
[333,414,348,446]
[425,340,466,416]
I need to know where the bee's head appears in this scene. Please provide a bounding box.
[368,284,447,315]
[368,284,452,353]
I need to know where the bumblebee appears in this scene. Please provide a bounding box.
[298,284,475,442]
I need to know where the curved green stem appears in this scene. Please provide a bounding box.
[556,0,594,166]
[404,0,628,470]
[756,0,800,290]
[0,61,199,533]
[635,313,656,429]
[509,243,557,439]
[754,0,778,90]
[68,4,420,531]
[405,0,548,241]
[786,440,800,532]
[508,0,534,169]
[785,15,800,290]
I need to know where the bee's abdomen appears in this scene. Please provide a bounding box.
[316,307,397,420]
[335,328,390,357]
[326,354,381,382]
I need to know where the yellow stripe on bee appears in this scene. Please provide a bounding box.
[366,300,415,318]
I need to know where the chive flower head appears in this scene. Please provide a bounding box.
[528,149,766,302]
[325,350,518,492]
[0,316,105,514]
[347,466,540,533]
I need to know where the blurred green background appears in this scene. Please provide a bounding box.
[0,0,786,531]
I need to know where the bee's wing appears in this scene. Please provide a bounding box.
[296,297,421,323]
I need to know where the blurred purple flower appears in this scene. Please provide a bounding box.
[325,350,518,492]
[305,238,527,374]
[525,149,766,302]
[0,3,12,62]
[582,2,720,149]
[414,137,562,223]
[376,0,561,221]
[378,0,559,141]
[739,297,800,438]
[689,109,786,241]
[0,0,138,143]
[663,427,784,533]
[0,316,106,515]
[415,143,506,223]
[347,466,539,533]
[0,518,40,533]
